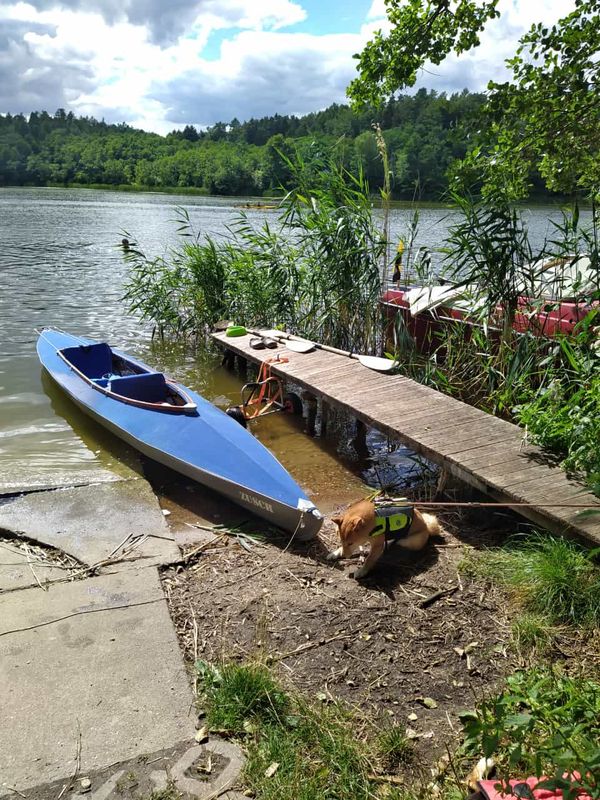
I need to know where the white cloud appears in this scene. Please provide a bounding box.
[149,30,362,130]
[366,0,386,21]
[0,0,579,132]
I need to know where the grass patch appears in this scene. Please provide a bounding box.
[462,533,600,628]
[196,660,376,800]
[377,725,414,771]
[197,660,289,731]
[145,786,182,800]
[510,612,555,655]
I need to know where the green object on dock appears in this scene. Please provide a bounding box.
[225,325,247,337]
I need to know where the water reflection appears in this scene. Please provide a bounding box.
[41,369,141,480]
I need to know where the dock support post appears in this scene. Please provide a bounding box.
[435,466,474,499]
[320,400,330,438]
[304,393,318,436]
[222,349,235,370]
[236,354,248,379]
[354,419,369,459]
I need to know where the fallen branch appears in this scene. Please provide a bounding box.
[271,628,361,663]
[181,534,227,563]
[368,773,404,785]
[419,585,458,608]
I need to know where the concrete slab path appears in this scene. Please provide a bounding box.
[0,567,194,794]
[0,468,247,799]
[0,480,179,567]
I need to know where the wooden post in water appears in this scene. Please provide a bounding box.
[304,393,318,436]
[236,354,248,379]
[320,399,330,437]
[222,349,235,370]
[354,419,369,460]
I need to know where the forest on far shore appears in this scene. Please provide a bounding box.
[0,89,555,199]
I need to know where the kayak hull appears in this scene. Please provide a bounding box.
[37,329,323,540]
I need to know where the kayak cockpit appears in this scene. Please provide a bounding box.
[58,342,197,413]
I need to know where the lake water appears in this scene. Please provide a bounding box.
[0,187,582,513]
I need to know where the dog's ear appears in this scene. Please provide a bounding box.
[350,516,365,531]
[331,515,343,528]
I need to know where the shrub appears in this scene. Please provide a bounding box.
[460,667,600,800]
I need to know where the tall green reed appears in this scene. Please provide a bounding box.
[123,146,385,353]
[386,196,600,491]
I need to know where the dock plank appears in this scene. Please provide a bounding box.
[212,332,600,545]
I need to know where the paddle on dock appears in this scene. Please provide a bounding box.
[257,330,397,372]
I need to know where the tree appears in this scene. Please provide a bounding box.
[181,124,199,142]
[463,0,600,198]
[264,134,294,188]
[347,0,499,108]
[348,0,600,200]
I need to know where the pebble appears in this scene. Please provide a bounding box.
[80,777,92,793]
[195,725,209,743]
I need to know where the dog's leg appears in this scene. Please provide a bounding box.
[327,546,344,561]
[354,536,385,579]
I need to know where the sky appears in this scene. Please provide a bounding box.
[0,0,575,135]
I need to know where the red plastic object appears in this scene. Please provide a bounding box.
[478,774,592,800]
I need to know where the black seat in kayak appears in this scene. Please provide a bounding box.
[109,372,168,403]
[61,343,113,378]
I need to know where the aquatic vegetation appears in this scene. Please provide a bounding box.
[123,148,385,353]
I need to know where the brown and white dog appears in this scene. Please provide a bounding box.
[328,498,441,578]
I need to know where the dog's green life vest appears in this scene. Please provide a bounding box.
[370,505,414,546]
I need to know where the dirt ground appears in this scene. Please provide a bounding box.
[162,505,523,777]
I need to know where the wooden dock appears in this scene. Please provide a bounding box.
[212,331,600,545]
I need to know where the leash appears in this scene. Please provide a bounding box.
[377,497,600,511]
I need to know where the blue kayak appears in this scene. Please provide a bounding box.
[37,328,323,540]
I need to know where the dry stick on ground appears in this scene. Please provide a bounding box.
[419,586,459,608]
[55,722,81,800]
[368,773,404,786]
[24,542,46,591]
[270,626,365,663]
[213,522,305,590]
[0,598,166,638]
[181,534,227,564]
[3,787,27,798]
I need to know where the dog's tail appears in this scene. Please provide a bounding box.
[421,512,443,538]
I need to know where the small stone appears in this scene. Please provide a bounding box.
[80,777,92,793]
[264,762,280,778]
[195,725,209,743]
[408,712,418,721]
[162,509,171,516]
